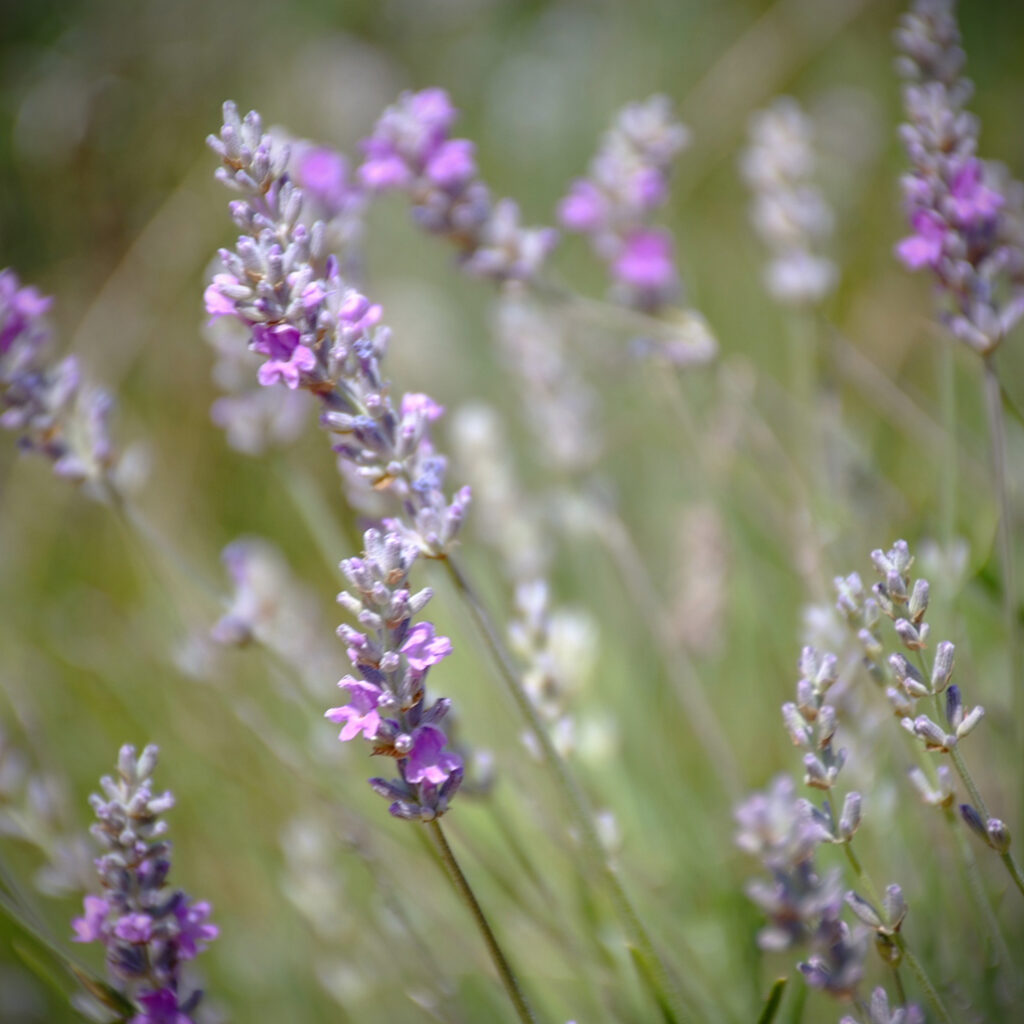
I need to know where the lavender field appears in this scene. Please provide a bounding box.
[3,1,1024,1021]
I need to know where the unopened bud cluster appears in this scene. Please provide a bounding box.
[740,97,837,306]
[839,542,985,759]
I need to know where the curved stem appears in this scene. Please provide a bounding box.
[427,820,537,1024]
[442,554,690,1023]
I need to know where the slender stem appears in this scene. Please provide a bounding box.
[427,820,537,1024]
[442,554,690,1023]
[940,339,957,568]
[890,964,906,1007]
[893,937,955,1024]
[943,805,1020,991]
[981,357,1020,757]
[595,508,743,801]
[842,839,955,1024]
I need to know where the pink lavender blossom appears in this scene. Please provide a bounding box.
[325,678,384,742]
[401,622,453,672]
[612,229,677,295]
[357,89,556,283]
[558,95,688,311]
[251,323,316,389]
[71,894,109,943]
[895,209,947,269]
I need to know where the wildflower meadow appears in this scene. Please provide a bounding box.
[3,1,1024,1021]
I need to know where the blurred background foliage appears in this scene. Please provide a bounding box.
[3,0,1024,1021]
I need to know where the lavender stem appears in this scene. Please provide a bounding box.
[426,820,537,1024]
[843,843,954,1024]
[441,553,690,1023]
[892,938,954,1024]
[981,357,1021,776]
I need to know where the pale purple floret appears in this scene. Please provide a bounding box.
[293,147,357,213]
[325,678,384,741]
[130,988,194,1024]
[401,392,444,421]
[71,894,110,943]
[251,324,316,389]
[114,914,154,943]
[896,210,947,269]
[406,725,462,785]
[0,270,51,353]
[401,622,453,671]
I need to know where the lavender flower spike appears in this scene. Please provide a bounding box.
[1,268,116,485]
[326,528,463,821]
[740,98,837,307]
[71,745,217,1024]
[358,88,557,283]
[895,0,1024,353]
[558,95,689,311]
[207,102,470,556]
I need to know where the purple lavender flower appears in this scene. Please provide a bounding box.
[71,745,216,1024]
[558,95,688,311]
[326,528,462,820]
[207,102,470,556]
[357,88,556,283]
[895,0,1024,353]
[0,268,116,485]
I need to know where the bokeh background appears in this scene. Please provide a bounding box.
[3,0,1024,1021]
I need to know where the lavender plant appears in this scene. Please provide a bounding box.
[71,745,217,1024]
[5,2,1024,1022]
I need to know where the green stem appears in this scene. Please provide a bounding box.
[893,937,955,1024]
[427,820,537,1024]
[841,822,955,1024]
[942,805,1020,992]
[441,554,690,1023]
[981,357,1021,786]
[595,508,742,801]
